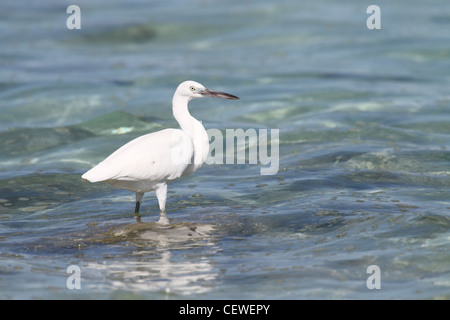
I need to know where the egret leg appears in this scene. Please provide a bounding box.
[135,192,144,213]
[155,183,167,212]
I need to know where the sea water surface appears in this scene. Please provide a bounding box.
[1,0,449,299]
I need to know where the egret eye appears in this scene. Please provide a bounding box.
[190,86,196,92]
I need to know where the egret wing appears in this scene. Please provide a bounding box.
[82,129,194,183]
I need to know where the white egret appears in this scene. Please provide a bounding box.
[82,80,239,217]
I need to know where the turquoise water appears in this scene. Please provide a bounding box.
[1,0,449,299]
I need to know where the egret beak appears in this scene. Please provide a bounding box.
[201,89,239,100]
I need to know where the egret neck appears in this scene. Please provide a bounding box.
[172,90,209,169]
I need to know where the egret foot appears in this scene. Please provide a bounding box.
[157,211,170,226]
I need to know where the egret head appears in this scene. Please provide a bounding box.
[176,80,239,101]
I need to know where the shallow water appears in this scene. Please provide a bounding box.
[1,0,449,299]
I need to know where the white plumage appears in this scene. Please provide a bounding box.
[82,80,239,217]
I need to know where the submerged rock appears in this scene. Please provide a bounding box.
[82,218,215,247]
